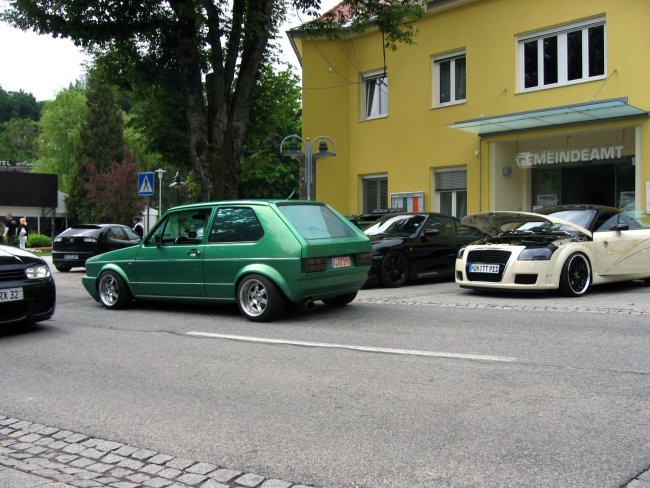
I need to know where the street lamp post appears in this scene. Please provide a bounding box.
[280,135,336,200]
[169,171,186,205]
[154,168,166,215]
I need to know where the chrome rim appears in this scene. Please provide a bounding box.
[238,278,268,317]
[567,254,590,295]
[98,274,120,307]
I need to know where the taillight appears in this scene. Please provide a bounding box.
[301,257,327,272]
[354,252,373,266]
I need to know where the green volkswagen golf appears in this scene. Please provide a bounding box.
[82,200,372,321]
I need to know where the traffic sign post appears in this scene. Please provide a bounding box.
[138,172,155,196]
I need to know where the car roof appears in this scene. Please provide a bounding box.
[534,204,621,215]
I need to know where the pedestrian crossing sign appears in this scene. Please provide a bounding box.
[138,172,155,196]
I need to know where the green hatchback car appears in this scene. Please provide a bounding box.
[82,200,372,321]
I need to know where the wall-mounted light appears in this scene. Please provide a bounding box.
[502,166,512,176]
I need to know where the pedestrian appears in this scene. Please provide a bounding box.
[3,213,19,246]
[18,217,28,250]
[132,217,144,237]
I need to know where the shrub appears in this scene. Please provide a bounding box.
[27,234,52,248]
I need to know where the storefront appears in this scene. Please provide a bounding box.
[449,98,648,212]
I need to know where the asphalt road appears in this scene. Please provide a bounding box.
[1,262,649,487]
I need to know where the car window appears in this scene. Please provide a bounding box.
[108,227,127,240]
[278,204,357,239]
[365,215,426,238]
[596,211,650,232]
[209,207,263,243]
[151,208,212,245]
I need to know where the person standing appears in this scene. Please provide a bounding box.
[18,217,28,250]
[4,214,19,246]
[132,217,144,237]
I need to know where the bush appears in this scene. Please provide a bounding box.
[27,234,52,248]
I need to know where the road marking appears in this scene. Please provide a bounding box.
[186,332,517,363]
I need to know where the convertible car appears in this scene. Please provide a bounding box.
[455,205,650,296]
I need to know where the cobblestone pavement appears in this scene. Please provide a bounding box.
[0,416,315,488]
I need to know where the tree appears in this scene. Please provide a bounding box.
[3,1,425,200]
[34,84,87,192]
[66,75,125,223]
[0,87,41,122]
[0,118,39,162]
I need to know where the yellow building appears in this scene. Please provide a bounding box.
[289,0,649,217]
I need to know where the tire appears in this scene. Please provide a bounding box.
[237,274,285,322]
[559,252,591,297]
[97,270,132,309]
[55,265,71,272]
[322,291,358,307]
[379,251,409,288]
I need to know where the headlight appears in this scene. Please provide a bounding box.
[26,264,51,279]
[84,237,98,243]
[518,247,555,261]
[457,247,466,259]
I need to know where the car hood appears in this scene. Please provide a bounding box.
[0,246,46,265]
[461,211,592,238]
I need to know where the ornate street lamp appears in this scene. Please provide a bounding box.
[169,171,186,205]
[280,135,336,200]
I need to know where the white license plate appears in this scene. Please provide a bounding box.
[63,254,79,260]
[469,263,500,273]
[330,256,352,269]
[0,287,23,302]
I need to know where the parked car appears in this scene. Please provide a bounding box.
[455,204,650,296]
[81,200,373,322]
[0,245,55,325]
[364,212,484,287]
[348,209,402,230]
[53,224,141,272]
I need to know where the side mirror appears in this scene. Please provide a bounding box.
[610,223,629,232]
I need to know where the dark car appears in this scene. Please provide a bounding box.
[364,212,484,287]
[53,224,141,272]
[0,245,55,325]
[348,209,402,230]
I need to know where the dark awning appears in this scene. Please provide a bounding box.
[447,97,648,136]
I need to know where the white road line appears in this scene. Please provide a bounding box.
[186,332,517,363]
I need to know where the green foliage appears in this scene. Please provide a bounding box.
[0,87,41,122]
[0,118,39,162]
[27,233,52,248]
[34,85,87,192]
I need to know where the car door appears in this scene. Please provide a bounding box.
[408,215,463,277]
[133,208,212,297]
[591,211,650,276]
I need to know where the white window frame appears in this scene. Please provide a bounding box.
[433,49,466,107]
[361,174,388,212]
[433,168,467,217]
[517,16,606,92]
[361,70,388,120]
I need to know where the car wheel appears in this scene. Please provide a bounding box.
[379,251,409,288]
[237,274,285,322]
[322,291,358,307]
[97,271,132,309]
[55,265,71,272]
[559,252,591,297]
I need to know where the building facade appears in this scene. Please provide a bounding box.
[289,0,649,217]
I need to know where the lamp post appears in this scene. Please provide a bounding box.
[280,135,336,200]
[169,171,186,205]
[154,168,166,215]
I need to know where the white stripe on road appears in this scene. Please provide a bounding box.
[186,332,517,363]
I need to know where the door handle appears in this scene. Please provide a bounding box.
[188,249,201,256]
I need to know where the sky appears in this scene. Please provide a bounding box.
[0,1,339,102]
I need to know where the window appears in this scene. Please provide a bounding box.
[278,204,357,239]
[435,169,467,217]
[362,176,388,212]
[151,208,212,245]
[209,207,263,243]
[519,17,605,91]
[434,50,466,106]
[362,71,388,119]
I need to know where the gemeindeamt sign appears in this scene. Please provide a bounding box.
[515,145,624,168]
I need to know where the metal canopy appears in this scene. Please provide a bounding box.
[447,97,648,135]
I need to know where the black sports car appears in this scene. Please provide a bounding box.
[52,224,141,272]
[0,245,56,325]
[364,212,484,287]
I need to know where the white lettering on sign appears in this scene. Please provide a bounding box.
[515,145,624,168]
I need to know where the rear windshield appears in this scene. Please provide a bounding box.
[278,204,357,239]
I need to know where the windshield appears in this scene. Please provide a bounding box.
[278,204,357,239]
[511,209,596,235]
[365,215,426,237]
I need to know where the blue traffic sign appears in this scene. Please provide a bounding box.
[138,172,155,196]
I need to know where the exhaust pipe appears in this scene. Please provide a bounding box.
[301,299,315,311]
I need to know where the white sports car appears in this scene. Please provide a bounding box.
[455,205,650,296]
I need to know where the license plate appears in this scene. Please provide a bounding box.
[330,256,352,268]
[469,263,500,273]
[63,254,79,260]
[0,287,23,302]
